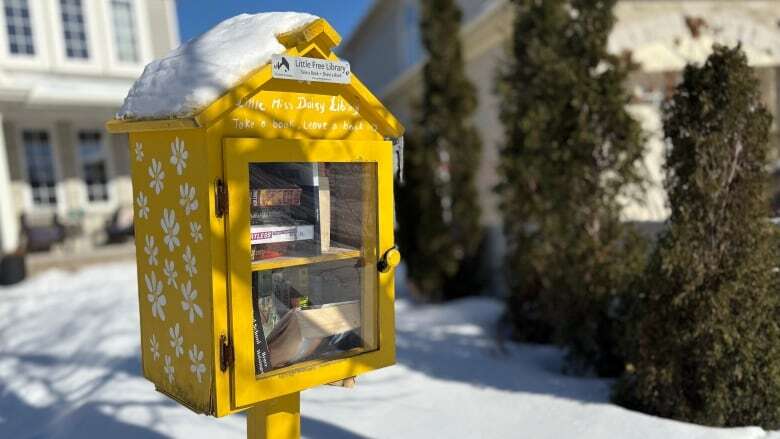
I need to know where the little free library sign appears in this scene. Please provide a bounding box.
[107,14,403,439]
[272,54,351,84]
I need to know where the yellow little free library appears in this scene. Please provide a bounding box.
[106,13,403,422]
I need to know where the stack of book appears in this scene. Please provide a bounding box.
[249,164,323,261]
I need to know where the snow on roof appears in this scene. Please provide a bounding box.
[117,12,319,120]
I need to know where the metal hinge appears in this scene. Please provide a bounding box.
[219,334,234,372]
[215,179,227,218]
[389,136,404,183]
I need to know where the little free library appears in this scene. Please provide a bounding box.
[106,12,404,435]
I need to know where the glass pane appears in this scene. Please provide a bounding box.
[60,0,89,59]
[23,130,57,207]
[249,162,378,375]
[5,0,35,55]
[111,0,138,62]
[78,131,108,202]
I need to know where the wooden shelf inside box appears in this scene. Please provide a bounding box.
[251,246,362,272]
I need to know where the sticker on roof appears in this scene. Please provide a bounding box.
[272,55,351,84]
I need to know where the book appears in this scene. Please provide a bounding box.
[251,277,273,374]
[250,224,314,245]
[251,188,301,207]
[251,206,297,226]
[252,243,287,261]
[266,301,361,369]
[252,267,316,374]
[248,163,323,261]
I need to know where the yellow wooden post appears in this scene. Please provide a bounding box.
[247,392,301,439]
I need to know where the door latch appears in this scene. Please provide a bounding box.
[377,246,401,273]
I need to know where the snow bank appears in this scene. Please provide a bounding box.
[117,12,319,120]
[1,262,778,438]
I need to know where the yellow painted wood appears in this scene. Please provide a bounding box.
[106,118,200,133]
[193,29,403,138]
[224,138,396,410]
[251,247,361,272]
[246,392,301,439]
[361,164,379,351]
[277,18,341,52]
[107,17,401,418]
[205,126,233,418]
[107,18,403,139]
[128,129,216,414]
[218,88,384,141]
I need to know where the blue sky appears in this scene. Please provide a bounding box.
[176,1,374,43]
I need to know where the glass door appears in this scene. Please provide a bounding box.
[224,139,394,408]
[248,161,378,373]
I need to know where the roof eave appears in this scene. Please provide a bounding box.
[107,18,404,138]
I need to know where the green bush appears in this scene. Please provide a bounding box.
[397,0,484,300]
[497,0,647,376]
[614,45,780,428]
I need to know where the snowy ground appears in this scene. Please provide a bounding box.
[0,262,778,438]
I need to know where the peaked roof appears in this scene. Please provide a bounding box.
[108,15,403,138]
[117,12,320,120]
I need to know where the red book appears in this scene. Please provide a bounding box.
[251,188,302,207]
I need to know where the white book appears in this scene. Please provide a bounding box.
[250,224,314,245]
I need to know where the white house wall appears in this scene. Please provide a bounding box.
[0,0,163,78]
[344,0,780,225]
[464,43,506,228]
[0,0,179,253]
[146,0,180,59]
[457,0,501,25]
[2,110,133,244]
[340,1,407,93]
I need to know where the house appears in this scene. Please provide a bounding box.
[0,0,179,255]
[341,0,780,292]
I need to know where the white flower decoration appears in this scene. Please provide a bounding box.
[170,137,188,175]
[164,355,175,384]
[183,246,197,277]
[189,344,206,383]
[190,222,203,243]
[136,192,149,220]
[149,334,160,361]
[179,183,198,216]
[135,142,144,162]
[180,280,203,324]
[145,271,166,321]
[169,323,184,358]
[163,259,178,288]
[148,158,165,195]
[161,208,180,251]
[144,234,159,266]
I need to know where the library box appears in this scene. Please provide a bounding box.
[107,17,403,417]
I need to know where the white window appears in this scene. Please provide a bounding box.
[22,130,57,207]
[4,0,34,55]
[404,3,423,68]
[77,130,109,202]
[110,0,138,63]
[60,0,89,59]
